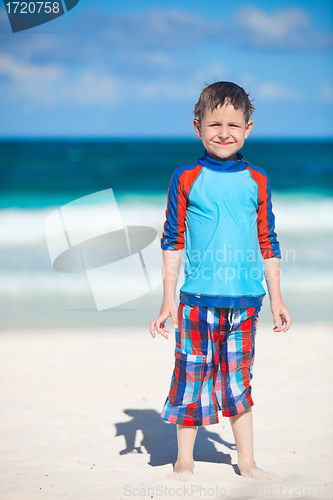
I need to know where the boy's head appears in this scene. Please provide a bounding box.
[194,81,254,124]
[193,81,255,161]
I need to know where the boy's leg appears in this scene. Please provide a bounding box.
[229,408,276,479]
[229,407,255,471]
[223,308,277,480]
[170,424,198,477]
[163,303,220,479]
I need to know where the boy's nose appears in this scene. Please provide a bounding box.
[218,127,229,140]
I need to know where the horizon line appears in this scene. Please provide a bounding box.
[0,137,332,142]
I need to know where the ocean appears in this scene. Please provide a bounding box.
[1,139,332,328]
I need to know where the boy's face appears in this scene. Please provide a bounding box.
[193,103,253,161]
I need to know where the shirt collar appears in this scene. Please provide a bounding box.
[199,151,246,172]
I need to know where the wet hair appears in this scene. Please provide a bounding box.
[193,81,255,123]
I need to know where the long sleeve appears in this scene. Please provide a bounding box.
[161,163,203,251]
[245,165,281,259]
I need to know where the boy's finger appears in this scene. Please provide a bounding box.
[155,318,170,335]
[283,315,292,332]
[158,328,169,339]
[273,315,280,330]
[273,312,292,332]
[273,313,282,331]
[149,320,156,338]
[281,312,289,327]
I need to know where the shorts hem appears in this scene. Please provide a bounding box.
[221,397,254,417]
[160,413,219,427]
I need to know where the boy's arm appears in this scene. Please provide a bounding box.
[150,249,183,339]
[264,257,291,332]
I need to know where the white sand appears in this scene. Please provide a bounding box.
[0,323,332,500]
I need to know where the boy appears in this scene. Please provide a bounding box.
[150,81,291,480]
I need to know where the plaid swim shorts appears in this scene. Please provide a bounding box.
[160,303,261,426]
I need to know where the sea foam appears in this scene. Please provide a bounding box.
[0,194,332,247]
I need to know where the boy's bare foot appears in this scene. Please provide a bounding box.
[166,459,194,480]
[238,463,278,480]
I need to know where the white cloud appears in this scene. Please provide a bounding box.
[2,4,331,87]
[0,53,228,108]
[0,55,63,105]
[101,9,221,50]
[194,63,227,85]
[0,56,119,107]
[138,51,182,72]
[234,6,333,50]
[237,72,303,103]
[237,7,308,39]
[137,79,197,101]
[60,72,119,107]
[134,62,228,102]
[320,81,333,103]
[0,53,306,110]
[257,82,302,102]
[87,6,333,52]
[0,55,62,84]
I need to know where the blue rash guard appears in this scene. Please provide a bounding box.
[161,151,281,309]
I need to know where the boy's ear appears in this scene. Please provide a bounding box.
[193,119,202,138]
[245,120,254,139]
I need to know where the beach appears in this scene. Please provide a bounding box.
[1,322,332,500]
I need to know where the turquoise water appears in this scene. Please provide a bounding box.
[0,139,332,328]
[1,139,332,208]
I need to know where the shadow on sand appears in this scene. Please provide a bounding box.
[115,409,236,468]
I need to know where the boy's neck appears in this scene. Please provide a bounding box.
[205,150,240,162]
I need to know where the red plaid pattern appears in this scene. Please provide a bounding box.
[160,303,260,426]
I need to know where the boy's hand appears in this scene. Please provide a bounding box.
[150,301,178,340]
[271,299,292,332]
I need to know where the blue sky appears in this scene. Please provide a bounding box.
[0,0,332,138]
